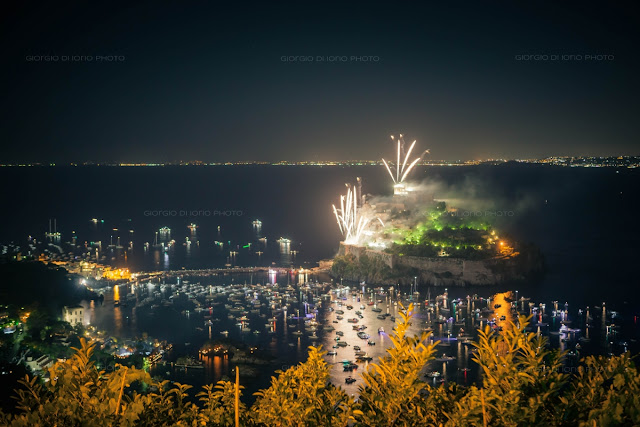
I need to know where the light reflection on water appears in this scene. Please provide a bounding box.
[86,274,639,399]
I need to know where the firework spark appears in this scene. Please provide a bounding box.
[332,184,371,244]
[382,134,427,185]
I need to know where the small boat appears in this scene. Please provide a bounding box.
[426,371,441,378]
[327,350,337,356]
[367,340,376,345]
[345,377,356,384]
[378,327,384,333]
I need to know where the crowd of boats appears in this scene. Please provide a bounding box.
[101,275,636,387]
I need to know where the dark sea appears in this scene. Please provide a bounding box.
[2,164,639,399]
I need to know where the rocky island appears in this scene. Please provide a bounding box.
[329,136,544,286]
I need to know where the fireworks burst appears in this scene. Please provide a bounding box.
[381,134,428,193]
[332,184,371,245]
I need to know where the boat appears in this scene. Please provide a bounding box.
[345,377,356,384]
[353,345,361,351]
[175,356,204,369]
[348,318,359,323]
[220,330,229,336]
[343,362,358,371]
[376,315,386,320]
[426,371,441,378]
[327,350,337,356]
[356,355,373,362]
[367,340,376,345]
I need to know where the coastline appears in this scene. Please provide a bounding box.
[330,242,545,286]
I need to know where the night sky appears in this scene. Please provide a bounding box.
[1,1,638,163]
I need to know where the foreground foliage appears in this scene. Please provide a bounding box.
[1,305,639,426]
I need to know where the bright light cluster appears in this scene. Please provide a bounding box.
[332,184,371,245]
[381,134,428,188]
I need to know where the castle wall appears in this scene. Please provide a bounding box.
[339,243,394,268]
[339,242,503,285]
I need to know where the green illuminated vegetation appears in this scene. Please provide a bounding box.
[2,306,638,426]
[385,201,497,260]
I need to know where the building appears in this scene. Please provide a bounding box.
[25,355,53,373]
[62,306,84,326]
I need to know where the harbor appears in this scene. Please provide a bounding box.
[85,271,640,397]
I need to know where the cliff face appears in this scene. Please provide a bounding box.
[335,243,544,286]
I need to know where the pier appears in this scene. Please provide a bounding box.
[133,266,329,281]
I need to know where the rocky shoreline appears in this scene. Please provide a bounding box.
[331,243,544,286]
